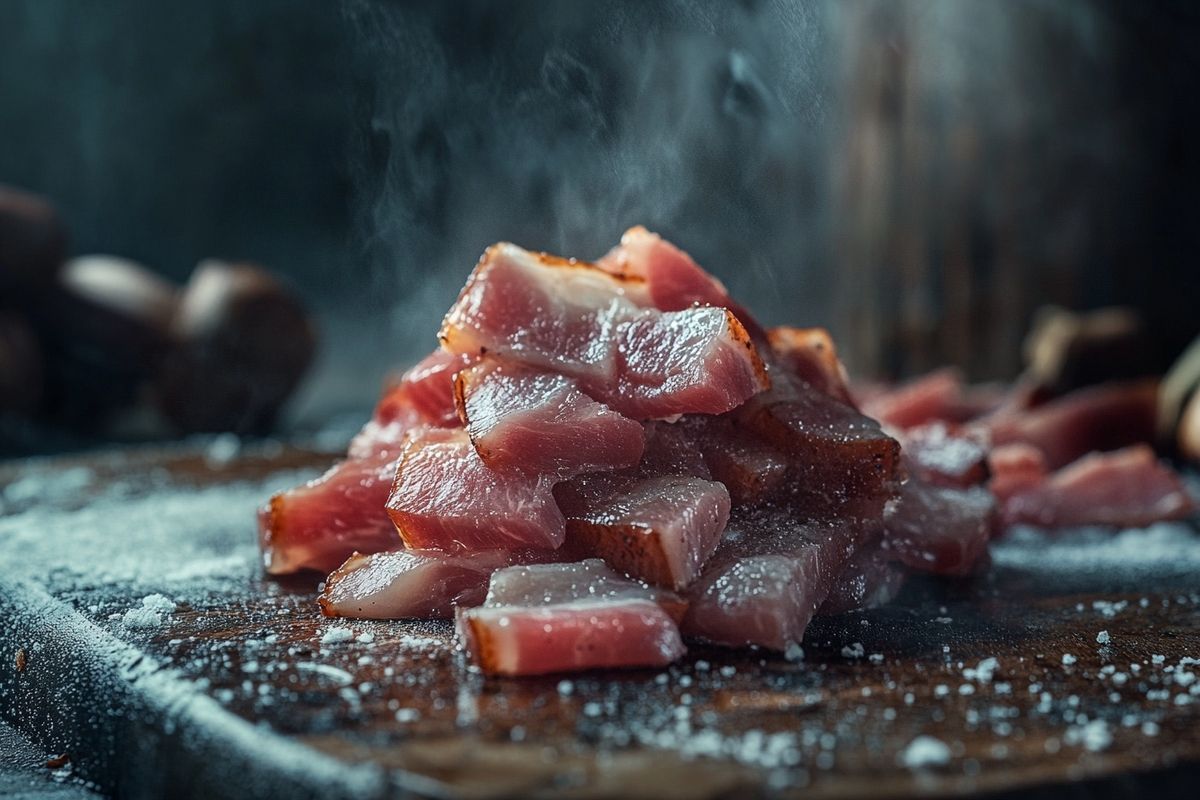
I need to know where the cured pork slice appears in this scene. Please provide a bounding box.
[859,368,965,432]
[819,536,908,615]
[349,348,470,458]
[439,243,767,419]
[454,357,644,478]
[457,560,686,676]
[1000,445,1195,529]
[597,226,732,312]
[319,548,512,619]
[682,510,873,651]
[386,427,564,552]
[982,379,1159,470]
[258,450,401,575]
[882,478,994,576]
[692,418,790,506]
[555,474,730,591]
[737,374,901,512]
[900,422,990,488]
[988,443,1049,503]
[767,326,854,405]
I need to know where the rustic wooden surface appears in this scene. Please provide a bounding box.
[1,443,1199,799]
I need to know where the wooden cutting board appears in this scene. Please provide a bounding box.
[2,443,1199,799]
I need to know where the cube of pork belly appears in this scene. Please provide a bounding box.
[319,549,513,619]
[988,443,1049,503]
[386,427,565,552]
[819,535,908,616]
[457,560,686,676]
[455,357,644,478]
[595,226,767,341]
[982,379,1159,470]
[348,348,469,458]
[439,243,767,420]
[688,418,790,506]
[737,375,901,511]
[554,474,730,591]
[899,422,990,488]
[881,478,995,576]
[1000,445,1195,529]
[683,511,874,651]
[258,451,402,575]
[767,326,855,405]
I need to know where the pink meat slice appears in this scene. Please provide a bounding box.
[859,368,965,432]
[386,427,565,552]
[457,560,686,676]
[1000,445,1195,529]
[257,450,402,575]
[682,511,873,651]
[819,536,908,616]
[349,348,470,458]
[318,548,513,619]
[454,357,644,478]
[881,478,995,576]
[693,419,790,506]
[900,422,990,488]
[439,242,767,419]
[554,474,730,591]
[988,443,1050,503]
[597,226,732,312]
[981,379,1159,470]
[736,373,901,512]
[767,326,855,405]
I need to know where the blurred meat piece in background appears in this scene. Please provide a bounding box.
[156,260,317,434]
[0,185,67,300]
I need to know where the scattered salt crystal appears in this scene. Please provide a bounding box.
[320,627,354,645]
[1152,654,1166,665]
[356,632,375,644]
[900,735,951,768]
[934,685,950,698]
[785,643,805,662]
[1141,721,1159,736]
[959,684,976,696]
[719,665,737,678]
[1096,631,1111,645]
[120,594,177,629]
[964,657,999,683]
[841,642,865,659]
[557,680,574,696]
[935,617,952,624]
[1062,654,1077,666]
[869,653,885,665]
[1066,720,1111,752]
[395,708,420,723]
[583,701,603,717]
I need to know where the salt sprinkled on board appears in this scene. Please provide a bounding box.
[900,735,951,768]
[964,657,999,683]
[320,627,354,645]
[1096,631,1111,645]
[1065,719,1112,752]
[120,593,177,629]
[1062,654,1078,666]
[840,642,865,659]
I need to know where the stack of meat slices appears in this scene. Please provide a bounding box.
[260,228,1196,676]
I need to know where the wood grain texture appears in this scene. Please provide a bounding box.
[1,444,1199,799]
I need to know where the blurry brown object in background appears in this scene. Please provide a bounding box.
[1160,335,1200,460]
[0,185,67,301]
[156,260,316,434]
[29,255,179,427]
[1022,306,1151,396]
[0,312,44,415]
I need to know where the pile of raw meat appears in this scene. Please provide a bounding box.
[259,228,1196,676]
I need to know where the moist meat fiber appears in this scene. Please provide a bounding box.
[258,228,1196,676]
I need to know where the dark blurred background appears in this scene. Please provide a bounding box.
[1,0,1198,452]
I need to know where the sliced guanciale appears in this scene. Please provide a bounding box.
[555,473,730,591]
[683,509,876,651]
[767,326,854,405]
[454,357,644,478]
[439,243,767,420]
[349,348,471,458]
[737,374,901,512]
[456,560,686,676]
[899,422,990,489]
[386,427,565,552]
[999,444,1195,529]
[881,478,995,576]
[819,534,908,616]
[258,450,402,575]
[319,548,514,619]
